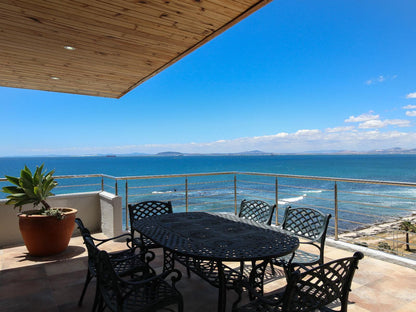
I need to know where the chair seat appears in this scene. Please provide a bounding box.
[108,249,154,277]
[131,236,161,250]
[273,249,321,267]
[117,279,182,312]
[175,254,242,289]
[233,291,284,312]
[96,250,183,312]
[233,252,364,312]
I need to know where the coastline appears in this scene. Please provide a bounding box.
[340,213,416,239]
[339,212,416,256]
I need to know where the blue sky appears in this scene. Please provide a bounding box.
[1,0,416,156]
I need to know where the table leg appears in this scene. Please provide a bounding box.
[163,248,175,272]
[217,260,226,312]
[248,260,269,297]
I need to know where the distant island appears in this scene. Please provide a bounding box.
[114,147,416,157]
[4,147,416,158]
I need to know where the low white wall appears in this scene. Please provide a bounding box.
[0,191,122,248]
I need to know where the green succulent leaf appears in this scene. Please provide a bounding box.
[1,163,58,213]
[4,175,21,186]
[1,186,21,194]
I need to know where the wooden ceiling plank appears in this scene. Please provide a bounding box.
[0,13,179,61]
[70,0,222,36]
[0,48,159,79]
[96,0,234,31]
[0,27,174,71]
[2,1,193,49]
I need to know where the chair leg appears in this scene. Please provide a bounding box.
[186,266,191,278]
[78,270,93,306]
[178,298,184,312]
[92,283,100,312]
[270,262,276,276]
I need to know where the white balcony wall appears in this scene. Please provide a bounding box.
[0,191,122,248]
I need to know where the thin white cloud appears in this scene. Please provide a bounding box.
[406,111,416,117]
[403,105,416,109]
[358,119,410,129]
[345,113,379,123]
[326,126,355,133]
[406,92,416,99]
[365,74,397,85]
[294,129,321,136]
[365,80,373,85]
[4,110,415,157]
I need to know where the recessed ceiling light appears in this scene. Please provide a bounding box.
[64,45,76,51]
[50,76,60,80]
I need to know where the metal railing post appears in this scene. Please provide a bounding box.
[115,180,118,196]
[234,174,237,215]
[275,177,279,225]
[101,176,104,191]
[125,179,129,230]
[334,181,338,240]
[185,177,188,212]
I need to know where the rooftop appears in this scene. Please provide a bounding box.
[1,234,415,312]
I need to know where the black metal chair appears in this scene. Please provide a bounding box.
[272,207,331,275]
[238,199,276,276]
[95,250,184,312]
[128,201,173,250]
[233,252,364,312]
[238,199,276,225]
[75,218,155,310]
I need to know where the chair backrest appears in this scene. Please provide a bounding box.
[283,252,364,312]
[75,218,99,273]
[96,250,123,312]
[75,217,92,236]
[128,200,173,229]
[282,207,331,242]
[282,207,331,265]
[238,199,276,225]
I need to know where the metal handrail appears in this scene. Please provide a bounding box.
[2,171,415,258]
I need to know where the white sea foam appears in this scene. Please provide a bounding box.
[304,190,323,193]
[278,194,307,205]
[152,191,173,194]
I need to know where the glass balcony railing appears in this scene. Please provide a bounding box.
[2,171,416,259]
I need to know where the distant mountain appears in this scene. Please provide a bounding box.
[369,147,416,154]
[156,151,184,156]
[235,150,268,155]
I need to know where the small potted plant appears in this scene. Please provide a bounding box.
[2,164,77,256]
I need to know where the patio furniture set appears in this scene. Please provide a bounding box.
[75,200,363,312]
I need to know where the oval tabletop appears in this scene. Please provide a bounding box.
[133,212,299,262]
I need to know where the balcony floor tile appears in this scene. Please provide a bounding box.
[0,235,415,312]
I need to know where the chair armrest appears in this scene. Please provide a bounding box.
[92,232,132,247]
[125,268,182,288]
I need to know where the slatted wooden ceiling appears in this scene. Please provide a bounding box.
[0,0,271,98]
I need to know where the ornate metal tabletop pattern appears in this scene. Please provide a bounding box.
[133,212,299,262]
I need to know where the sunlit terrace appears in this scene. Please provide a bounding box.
[1,232,416,312]
[1,171,416,311]
[1,1,416,311]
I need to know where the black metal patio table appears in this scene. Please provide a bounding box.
[133,211,299,312]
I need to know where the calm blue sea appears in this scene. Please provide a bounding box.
[1,154,416,181]
[1,155,416,230]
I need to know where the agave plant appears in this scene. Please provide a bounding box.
[2,164,60,217]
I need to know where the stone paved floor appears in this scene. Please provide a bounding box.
[1,235,415,312]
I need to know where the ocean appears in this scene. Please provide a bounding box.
[1,154,416,231]
[1,154,416,181]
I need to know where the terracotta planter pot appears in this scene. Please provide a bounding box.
[18,208,77,256]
